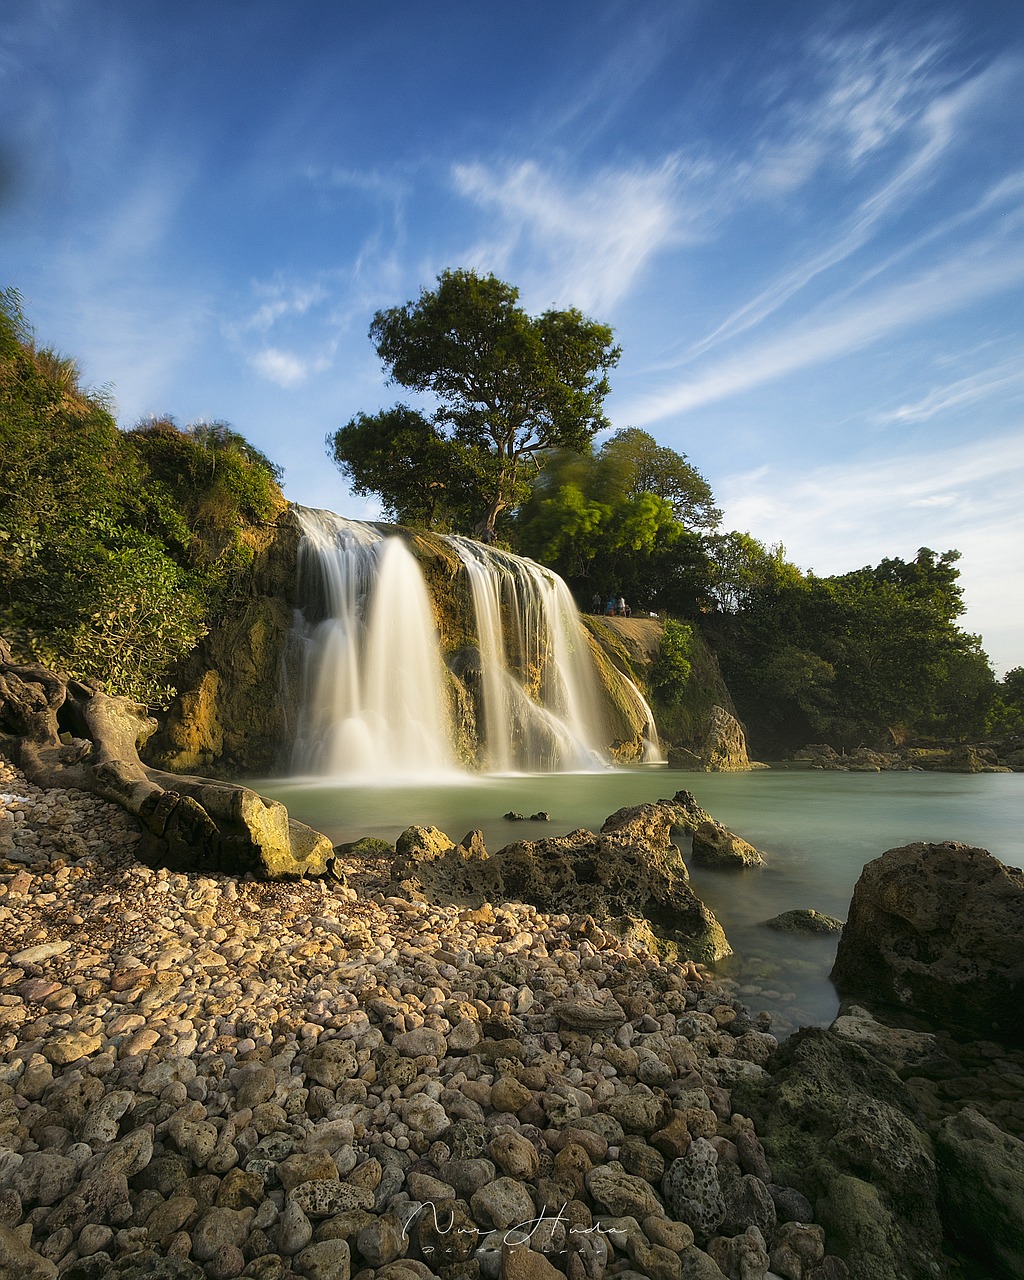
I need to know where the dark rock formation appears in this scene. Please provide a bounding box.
[390,815,732,964]
[935,1106,1024,1279]
[731,1028,948,1280]
[795,742,1017,773]
[831,841,1024,1044]
[0,639,332,877]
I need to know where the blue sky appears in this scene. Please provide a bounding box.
[3,0,1023,672]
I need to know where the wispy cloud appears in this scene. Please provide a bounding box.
[249,346,332,387]
[623,234,1024,424]
[684,35,991,358]
[719,431,1024,672]
[241,280,329,333]
[452,156,701,313]
[879,357,1024,424]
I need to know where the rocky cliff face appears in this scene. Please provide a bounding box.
[584,617,760,770]
[147,509,302,777]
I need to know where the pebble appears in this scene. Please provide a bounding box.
[0,758,834,1279]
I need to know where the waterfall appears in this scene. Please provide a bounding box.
[620,672,667,764]
[447,537,609,773]
[288,507,638,777]
[288,508,458,779]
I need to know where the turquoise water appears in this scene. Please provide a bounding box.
[260,768,1024,1035]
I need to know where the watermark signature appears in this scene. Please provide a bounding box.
[397,1199,629,1253]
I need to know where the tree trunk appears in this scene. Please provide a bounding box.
[0,640,333,877]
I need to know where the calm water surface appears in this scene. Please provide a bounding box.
[260,768,1024,1036]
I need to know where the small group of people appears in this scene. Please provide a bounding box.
[592,592,631,617]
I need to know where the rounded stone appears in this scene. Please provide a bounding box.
[470,1176,537,1230]
[491,1076,533,1113]
[294,1238,351,1280]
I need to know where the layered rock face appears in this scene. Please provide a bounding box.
[831,841,1024,1044]
[149,510,303,778]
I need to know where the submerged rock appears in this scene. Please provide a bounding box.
[762,909,844,934]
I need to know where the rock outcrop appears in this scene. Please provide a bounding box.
[148,509,302,777]
[390,810,733,964]
[601,792,767,870]
[794,742,1017,773]
[0,638,332,878]
[935,1107,1024,1279]
[831,841,1024,1044]
[697,705,767,772]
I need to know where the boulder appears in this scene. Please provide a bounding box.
[495,828,731,964]
[828,1006,948,1075]
[671,791,765,868]
[699,705,767,772]
[794,744,842,767]
[602,791,767,869]
[935,1106,1024,1280]
[831,841,1024,1043]
[391,814,732,964]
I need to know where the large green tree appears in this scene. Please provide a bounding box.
[596,428,721,528]
[513,437,717,615]
[329,269,621,537]
[712,545,997,750]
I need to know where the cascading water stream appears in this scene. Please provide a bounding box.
[288,508,458,779]
[447,537,610,772]
[619,672,667,764]
[288,507,652,778]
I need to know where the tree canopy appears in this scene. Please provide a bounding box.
[711,545,997,750]
[329,269,621,536]
[513,434,718,615]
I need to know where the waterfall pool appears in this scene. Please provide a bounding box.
[260,767,1024,1036]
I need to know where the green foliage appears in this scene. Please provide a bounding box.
[712,545,998,750]
[329,268,621,536]
[26,531,207,706]
[514,438,716,615]
[985,667,1024,737]
[328,405,489,531]
[649,620,693,707]
[596,429,721,528]
[0,291,285,706]
[705,531,804,613]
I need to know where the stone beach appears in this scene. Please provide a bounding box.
[0,756,851,1280]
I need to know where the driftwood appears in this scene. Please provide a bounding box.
[0,638,333,877]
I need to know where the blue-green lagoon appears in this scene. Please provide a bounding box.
[261,767,1024,1035]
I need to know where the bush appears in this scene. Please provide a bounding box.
[0,290,285,706]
